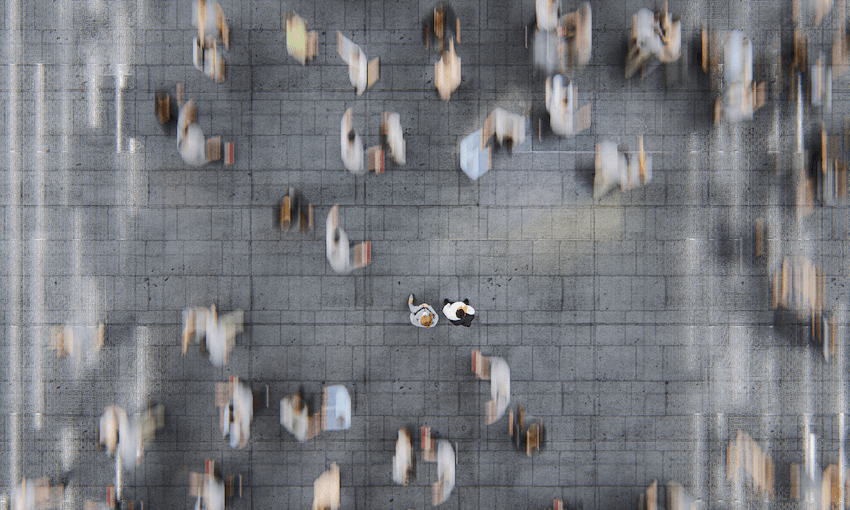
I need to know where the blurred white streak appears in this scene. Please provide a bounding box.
[32,62,46,430]
[59,0,72,205]
[60,426,78,471]
[6,0,22,488]
[691,413,705,504]
[134,326,149,411]
[86,52,101,130]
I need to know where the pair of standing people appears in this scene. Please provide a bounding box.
[408,295,475,328]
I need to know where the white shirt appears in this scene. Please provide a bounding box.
[177,103,207,167]
[435,440,456,503]
[442,301,475,321]
[489,357,511,421]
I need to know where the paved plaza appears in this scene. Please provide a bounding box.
[2,0,850,508]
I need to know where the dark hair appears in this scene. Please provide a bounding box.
[456,308,466,319]
[348,130,356,142]
[334,230,341,243]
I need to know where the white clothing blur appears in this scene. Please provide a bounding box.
[177,101,207,167]
[228,381,253,448]
[384,113,406,165]
[488,357,511,421]
[280,395,310,441]
[536,0,561,31]
[392,429,412,485]
[338,33,368,95]
[340,125,365,175]
[435,440,456,504]
[545,75,575,136]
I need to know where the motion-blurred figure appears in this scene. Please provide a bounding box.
[536,0,561,31]
[220,378,253,449]
[702,29,765,122]
[337,32,379,95]
[313,463,341,510]
[434,39,461,101]
[98,404,165,469]
[431,440,455,506]
[625,3,682,78]
[325,205,371,274]
[409,294,438,328]
[340,108,365,174]
[593,137,652,200]
[285,11,318,65]
[189,460,240,510]
[393,427,413,485]
[192,0,229,50]
[423,2,460,53]
[280,391,316,441]
[486,357,510,424]
[277,187,314,233]
[381,112,406,165]
[181,304,244,366]
[50,322,105,370]
[11,478,63,510]
[483,108,526,149]
[545,75,590,137]
[177,97,222,167]
[560,2,592,68]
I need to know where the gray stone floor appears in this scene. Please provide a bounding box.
[3,0,850,508]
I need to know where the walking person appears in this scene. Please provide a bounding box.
[442,299,475,327]
[409,294,438,328]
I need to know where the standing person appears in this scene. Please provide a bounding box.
[442,299,475,327]
[409,294,438,328]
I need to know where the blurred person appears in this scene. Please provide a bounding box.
[177,99,210,166]
[423,2,459,53]
[431,440,455,506]
[593,137,652,200]
[181,305,244,366]
[393,427,413,485]
[280,392,314,441]
[536,0,561,31]
[434,39,461,100]
[325,205,371,274]
[285,11,318,65]
[222,379,253,449]
[545,74,590,137]
[409,294,438,328]
[155,90,176,127]
[625,3,681,78]
[192,0,229,50]
[442,299,475,327]
[340,108,365,174]
[11,478,62,510]
[190,461,226,510]
[50,322,105,363]
[484,108,526,148]
[193,35,226,83]
[337,32,379,95]
[560,2,592,68]
[486,357,510,424]
[98,404,165,469]
[381,112,406,165]
[313,463,340,510]
[276,187,314,233]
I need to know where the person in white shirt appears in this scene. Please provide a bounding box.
[177,100,208,167]
[382,112,406,165]
[337,32,368,95]
[443,299,475,327]
[224,380,253,449]
[487,357,511,424]
[340,108,365,174]
[392,427,413,485]
[432,440,456,505]
[409,294,438,328]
